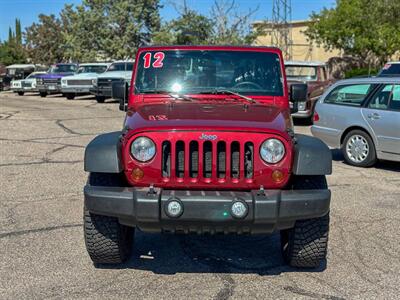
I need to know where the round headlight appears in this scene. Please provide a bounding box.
[131,137,156,162]
[260,138,285,164]
[92,78,97,86]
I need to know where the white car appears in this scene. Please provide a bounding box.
[90,61,134,103]
[61,63,110,100]
[10,71,47,95]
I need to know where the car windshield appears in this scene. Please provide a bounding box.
[107,63,134,72]
[77,65,107,74]
[285,65,318,81]
[378,63,400,76]
[48,65,76,73]
[135,50,284,96]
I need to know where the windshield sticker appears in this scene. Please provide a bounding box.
[148,115,168,120]
[143,52,165,69]
[382,64,391,70]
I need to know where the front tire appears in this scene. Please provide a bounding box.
[281,175,329,268]
[40,92,47,98]
[342,129,376,167]
[65,93,75,100]
[84,173,133,264]
[17,91,24,96]
[96,96,105,103]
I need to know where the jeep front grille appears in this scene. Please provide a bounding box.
[161,140,254,182]
[67,79,92,86]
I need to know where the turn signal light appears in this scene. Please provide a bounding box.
[131,167,144,181]
[271,170,285,183]
[313,111,320,122]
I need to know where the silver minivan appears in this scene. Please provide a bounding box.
[311,77,400,167]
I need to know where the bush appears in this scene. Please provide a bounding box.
[344,67,378,78]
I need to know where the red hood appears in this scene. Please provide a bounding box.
[124,101,292,138]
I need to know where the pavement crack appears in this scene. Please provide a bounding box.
[283,286,346,300]
[0,223,82,239]
[55,119,82,135]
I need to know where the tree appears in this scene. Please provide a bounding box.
[305,0,400,66]
[24,14,66,64]
[62,0,162,61]
[0,19,26,65]
[15,19,22,44]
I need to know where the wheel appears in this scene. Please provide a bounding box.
[40,92,47,98]
[84,173,133,264]
[17,91,24,96]
[281,175,329,268]
[96,96,105,103]
[66,93,75,100]
[342,129,376,167]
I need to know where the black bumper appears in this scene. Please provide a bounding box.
[84,186,330,234]
[89,86,112,97]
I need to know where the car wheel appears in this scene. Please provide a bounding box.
[342,130,377,167]
[17,91,24,96]
[39,92,47,98]
[281,175,329,268]
[66,93,75,100]
[84,173,134,264]
[96,96,105,103]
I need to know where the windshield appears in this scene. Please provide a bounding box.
[285,65,317,81]
[378,63,400,76]
[135,50,284,96]
[48,65,76,73]
[107,62,134,72]
[77,65,107,74]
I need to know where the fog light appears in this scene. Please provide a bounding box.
[231,201,248,219]
[165,199,183,218]
[272,170,284,183]
[131,167,144,181]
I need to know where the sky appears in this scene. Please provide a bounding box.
[0,0,336,42]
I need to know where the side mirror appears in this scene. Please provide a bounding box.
[112,81,128,111]
[289,83,308,114]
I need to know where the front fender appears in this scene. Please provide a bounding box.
[84,131,123,173]
[292,134,332,175]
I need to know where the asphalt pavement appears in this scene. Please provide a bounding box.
[1,92,399,299]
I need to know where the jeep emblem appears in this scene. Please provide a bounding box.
[199,133,217,140]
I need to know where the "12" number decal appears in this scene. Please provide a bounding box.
[143,52,165,69]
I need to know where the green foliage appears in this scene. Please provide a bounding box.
[0,19,26,65]
[62,0,162,61]
[306,0,400,66]
[24,14,66,64]
[344,67,378,78]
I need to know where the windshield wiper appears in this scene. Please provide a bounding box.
[140,89,194,101]
[200,88,257,103]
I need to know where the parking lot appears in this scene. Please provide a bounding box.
[1,91,399,299]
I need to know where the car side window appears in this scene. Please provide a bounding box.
[368,84,393,110]
[325,84,373,106]
[389,85,400,111]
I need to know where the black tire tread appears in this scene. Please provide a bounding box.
[84,173,133,264]
[282,175,329,268]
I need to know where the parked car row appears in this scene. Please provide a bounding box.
[8,60,134,103]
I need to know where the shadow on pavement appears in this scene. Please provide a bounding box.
[331,149,400,171]
[97,231,327,275]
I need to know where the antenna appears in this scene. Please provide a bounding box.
[272,0,293,60]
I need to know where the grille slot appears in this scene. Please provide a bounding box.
[162,141,171,177]
[176,141,185,178]
[244,142,254,178]
[67,79,92,86]
[189,141,199,178]
[231,142,240,179]
[203,141,212,178]
[217,142,226,178]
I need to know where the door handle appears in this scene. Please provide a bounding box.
[367,113,381,120]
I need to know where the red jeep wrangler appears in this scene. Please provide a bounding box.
[83,46,332,268]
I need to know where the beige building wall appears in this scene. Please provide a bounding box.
[253,20,341,63]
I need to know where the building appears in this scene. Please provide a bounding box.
[252,19,342,63]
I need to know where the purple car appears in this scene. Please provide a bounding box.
[36,63,78,97]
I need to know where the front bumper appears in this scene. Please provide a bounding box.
[84,186,331,234]
[37,84,62,94]
[89,86,111,97]
[61,86,91,94]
